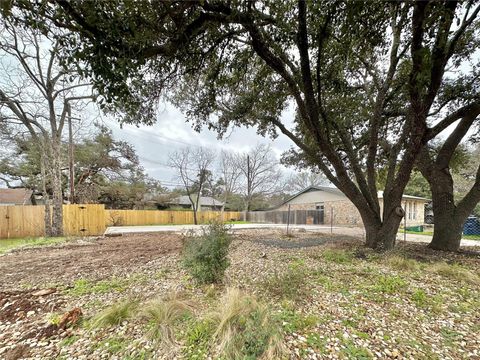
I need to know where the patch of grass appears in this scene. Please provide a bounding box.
[123,349,154,360]
[276,307,318,334]
[209,288,287,360]
[305,333,327,353]
[0,237,67,254]
[340,337,372,359]
[411,288,428,307]
[373,275,407,294]
[90,299,138,328]
[59,335,79,347]
[322,249,354,264]
[386,255,420,272]
[429,262,480,285]
[66,277,128,296]
[142,293,194,345]
[94,336,128,354]
[440,327,462,347]
[259,260,308,301]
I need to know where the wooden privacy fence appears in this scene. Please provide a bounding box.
[0,204,242,238]
[0,204,105,238]
[105,209,241,226]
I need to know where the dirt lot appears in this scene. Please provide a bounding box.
[1,230,479,360]
[0,233,183,289]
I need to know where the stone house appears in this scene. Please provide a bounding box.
[275,186,429,226]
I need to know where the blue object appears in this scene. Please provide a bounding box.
[463,216,480,235]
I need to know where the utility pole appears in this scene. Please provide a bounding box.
[243,154,250,221]
[67,103,75,204]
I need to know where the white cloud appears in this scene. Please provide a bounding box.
[103,101,297,186]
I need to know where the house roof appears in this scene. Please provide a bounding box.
[0,188,33,205]
[169,195,224,207]
[281,185,344,205]
[279,185,430,207]
[377,191,430,202]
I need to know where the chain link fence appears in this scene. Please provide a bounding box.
[246,207,480,242]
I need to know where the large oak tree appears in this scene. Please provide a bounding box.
[9,0,479,249]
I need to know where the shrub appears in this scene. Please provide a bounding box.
[210,288,287,360]
[182,222,232,284]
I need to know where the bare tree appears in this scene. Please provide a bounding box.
[0,20,94,236]
[286,171,330,193]
[235,144,283,211]
[219,150,242,208]
[168,147,216,224]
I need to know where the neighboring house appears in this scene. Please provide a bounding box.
[168,195,224,211]
[276,186,429,226]
[0,188,34,206]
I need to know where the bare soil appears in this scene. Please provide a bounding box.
[0,233,183,289]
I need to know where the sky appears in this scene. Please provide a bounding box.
[101,102,297,188]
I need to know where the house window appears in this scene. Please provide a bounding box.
[413,202,417,220]
[408,202,412,220]
[315,203,324,211]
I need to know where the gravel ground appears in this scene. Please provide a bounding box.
[0,229,479,359]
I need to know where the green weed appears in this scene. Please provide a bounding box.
[94,336,128,354]
[322,249,354,264]
[373,275,407,294]
[340,338,372,359]
[259,261,308,301]
[183,319,215,360]
[66,278,127,296]
[276,307,318,333]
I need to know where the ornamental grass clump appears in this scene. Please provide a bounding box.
[182,221,232,284]
[210,288,286,360]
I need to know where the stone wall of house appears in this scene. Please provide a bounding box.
[277,198,427,226]
[324,200,363,226]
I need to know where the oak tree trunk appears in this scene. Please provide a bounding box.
[428,176,462,251]
[364,212,403,251]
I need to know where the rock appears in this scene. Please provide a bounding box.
[32,288,56,297]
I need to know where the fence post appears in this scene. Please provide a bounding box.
[330,206,333,234]
[286,204,291,236]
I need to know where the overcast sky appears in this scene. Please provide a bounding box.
[101,102,297,188]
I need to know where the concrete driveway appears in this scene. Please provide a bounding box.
[104,223,479,248]
[104,223,341,235]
